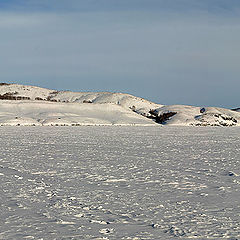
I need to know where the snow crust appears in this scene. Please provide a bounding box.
[1,126,240,239]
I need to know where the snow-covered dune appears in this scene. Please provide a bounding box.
[0,83,161,117]
[0,100,156,126]
[152,105,240,126]
[0,83,239,126]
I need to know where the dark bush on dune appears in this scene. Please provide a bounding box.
[0,83,11,86]
[149,109,177,124]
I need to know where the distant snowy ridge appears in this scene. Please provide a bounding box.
[0,83,161,117]
[152,105,240,126]
[0,83,159,126]
[0,83,239,126]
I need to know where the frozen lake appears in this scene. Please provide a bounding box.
[0,126,240,240]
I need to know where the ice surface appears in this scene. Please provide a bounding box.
[0,126,240,239]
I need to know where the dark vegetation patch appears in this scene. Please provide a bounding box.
[193,113,238,126]
[214,114,237,123]
[0,83,11,86]
[35,97,44,101]
[231,108,240,112]
[129,105,136,112]
[149,109,177,124]
[0,92,30,100]
[46,96,58,102]
[83,100,92,103]
[50,91,59,95]
[156,112,177,124]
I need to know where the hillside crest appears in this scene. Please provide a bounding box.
[0,83,239,126]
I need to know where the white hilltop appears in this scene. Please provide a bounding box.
[0,83,161,116]
[0,83,160,126]
[0,83,239,126]
[152,105,240,126]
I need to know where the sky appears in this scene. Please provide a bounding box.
[0,0,240,108]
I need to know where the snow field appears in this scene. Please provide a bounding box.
[0,126,240,239]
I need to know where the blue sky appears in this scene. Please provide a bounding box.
[0,0,240,108]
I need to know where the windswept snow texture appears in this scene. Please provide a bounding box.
[1,126,240,239]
